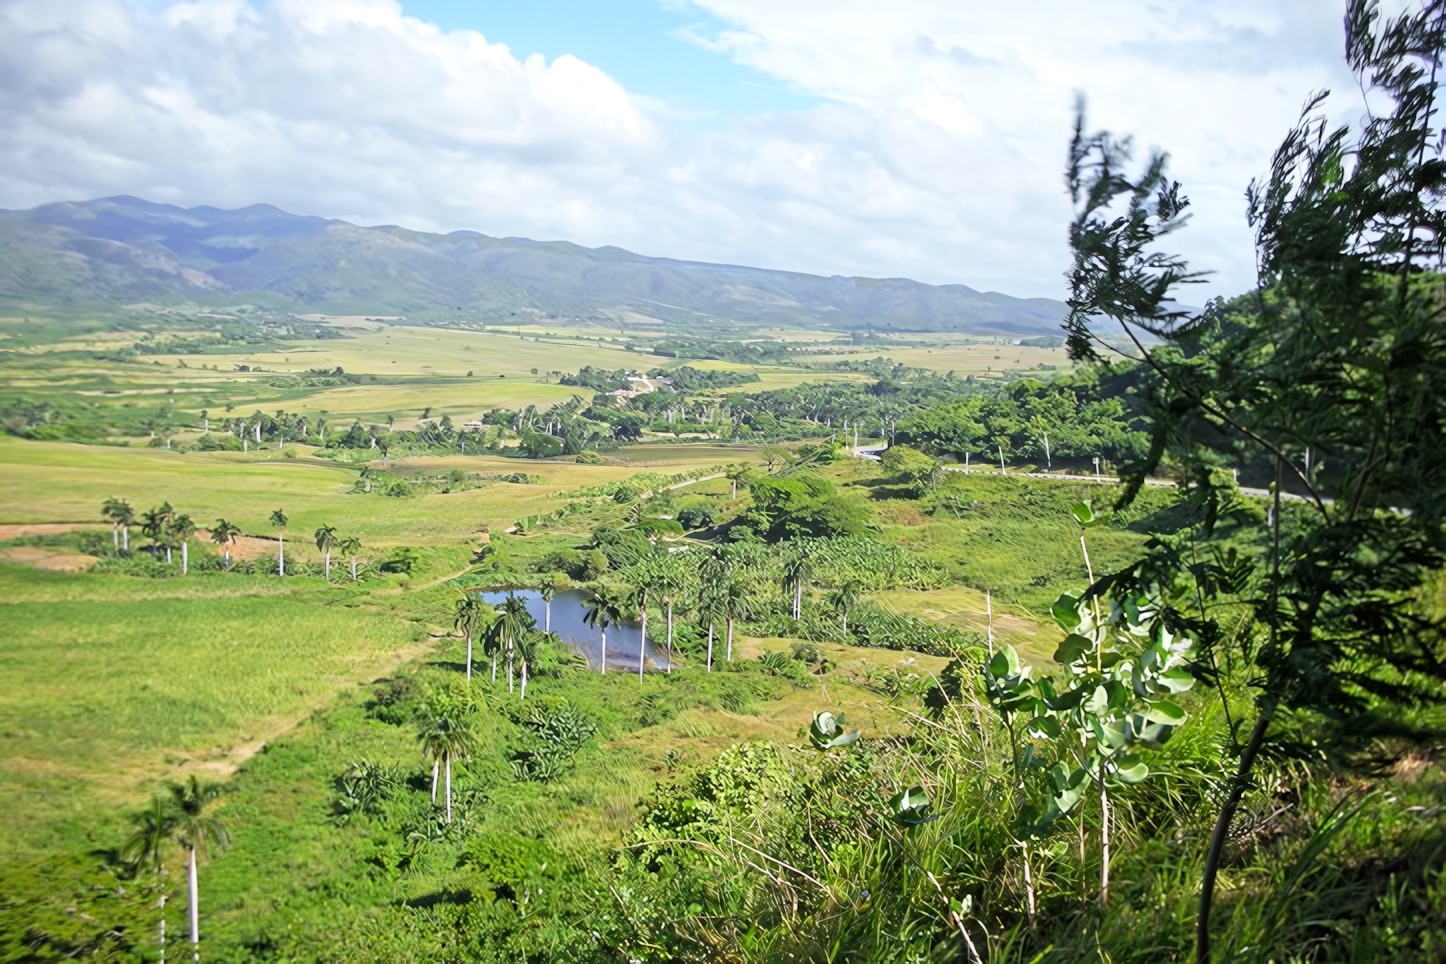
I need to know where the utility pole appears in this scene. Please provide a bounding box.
[999,446,1006,475]
[1093,456,1101,481]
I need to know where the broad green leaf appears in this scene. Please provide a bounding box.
[1070,501,1097,527]
[987,645,1020,679]
[1027,715,1061,739]
[810,710,860,750]
[1084,685,1110,716]
[1143,699,1187,725]
[1156,667,1197,693]
[1051,593,1083,630]
[1053,633,1093,665]
[1113,757,1150,783]
[889,786,932,827]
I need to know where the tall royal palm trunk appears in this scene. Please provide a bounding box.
[520,659,528,700]
[600,628,607,674]
[793,583,802,620]
[507,642,514,693]
[727,618,734,662]
[166,546,173,565]
[706,623,714,672]
[181,541,188,575]
[638,609,648,683]
[187,847,199,955]
[277,534,284,576]
[544,598,551,633]
[350,555,357,581]
[122,526,129,553]
[465,636,473,682]
[666,603,673,674]
[444,754,453,824]
[324,551,331,580]
[112,525,118,551]
[430,761,439,803]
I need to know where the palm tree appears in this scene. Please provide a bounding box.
[168,514,197,575]
[721,578,753,664]
[340,536,362,581]
[827,580,863,636]
[697,577,725,673]
[314,525,339,580]
[539,573,569,633]
[210,519,240,568]
[140,503,174,562]
[626,577,653,684]
[656,553,689,675]
[783,549,814,621]
[166,777,230,960]
[485,595,535,691]
[725,463,753,500]
[121,796,178,962]
[583,584,626,675]
[516,631,541,701]
[415,699,476,823]
[453,594,488,682]
[269,508,287,575]
[102,498,133,553]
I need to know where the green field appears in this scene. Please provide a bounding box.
[0,567,421,863]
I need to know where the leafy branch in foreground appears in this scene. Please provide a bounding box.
[1065,1,1446,958]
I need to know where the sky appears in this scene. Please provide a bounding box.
[0,0,1370,299]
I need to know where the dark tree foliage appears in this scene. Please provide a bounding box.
[1064,3,1446,958]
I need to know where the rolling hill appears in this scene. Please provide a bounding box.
[0,196,1066,335]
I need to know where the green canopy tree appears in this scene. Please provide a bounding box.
[1063,3,1446,956]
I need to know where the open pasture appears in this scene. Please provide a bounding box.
[0,437,761,551]
[801,340,1070,374]
[156,325,644,379]
[0,565,420,862]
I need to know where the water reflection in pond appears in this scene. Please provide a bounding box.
[480,589,674,673]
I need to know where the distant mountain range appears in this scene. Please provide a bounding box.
[0,196,1067,336]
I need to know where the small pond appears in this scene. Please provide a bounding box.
[480,589,676,673]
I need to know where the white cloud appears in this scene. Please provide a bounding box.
[0,0,1361,298]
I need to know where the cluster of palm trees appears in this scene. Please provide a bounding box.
[414,696,476,824]
[120,777,229,962]
[312,525,363,581]
[579,545,755,679]
[103,499,364,580]
[104,499,201,573]
[452,593,544,697]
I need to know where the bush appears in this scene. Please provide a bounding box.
[676,504,716,530]
[510,703,597,783]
